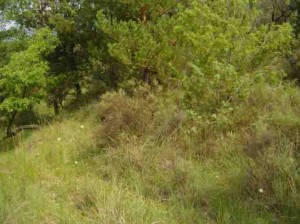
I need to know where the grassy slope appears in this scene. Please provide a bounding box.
[0,84,300,224]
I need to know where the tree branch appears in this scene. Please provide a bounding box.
[2,124,40,141]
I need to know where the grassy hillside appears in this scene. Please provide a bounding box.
[0,83,300,224]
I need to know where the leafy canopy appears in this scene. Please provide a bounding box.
[0,28,59,114]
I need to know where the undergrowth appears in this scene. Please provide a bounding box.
[0,83,299,223]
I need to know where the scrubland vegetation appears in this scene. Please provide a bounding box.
[0,0,300,223]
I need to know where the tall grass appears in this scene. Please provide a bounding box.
[0,83,299,223]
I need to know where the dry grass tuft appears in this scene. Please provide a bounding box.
[95,89,186,147]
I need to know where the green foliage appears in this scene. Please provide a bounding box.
[176,0,292,114]
[175,1,292,70]
[0,0,300,222]
[1,0,295,109]
[97,0,292,91]
[97,11,177,82]
[0,28,58,130]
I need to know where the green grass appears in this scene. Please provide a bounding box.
[0,84,299,223]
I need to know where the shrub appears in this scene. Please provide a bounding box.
[95,87,186,147]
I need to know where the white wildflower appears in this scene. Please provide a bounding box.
[57,137,61,141]
[258,188,264,193]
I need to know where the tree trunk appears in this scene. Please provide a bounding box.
[75,82,82,96]
[6,86,27,137]
[6,110,18,137]
[53,100,60,115]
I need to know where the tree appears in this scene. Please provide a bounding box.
[96,0,190,84]
[174,0,292,113]
[4,0,104,111]
[0,27,59,136]
[0,0,295,126]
